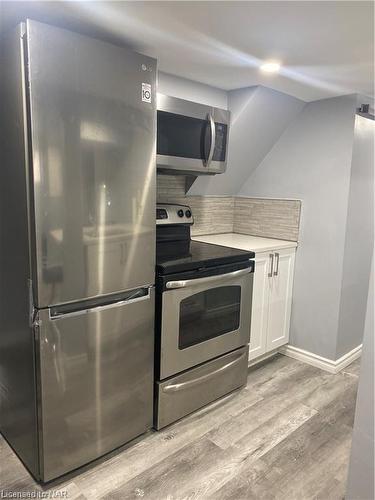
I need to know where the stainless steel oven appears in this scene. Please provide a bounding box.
[159,265,253,379]
[154,204,254,429]
[157,94,230,175]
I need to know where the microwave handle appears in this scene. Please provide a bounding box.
[205,113,216,166]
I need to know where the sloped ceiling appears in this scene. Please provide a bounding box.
[1,1,373,102]
[190,86,306,195]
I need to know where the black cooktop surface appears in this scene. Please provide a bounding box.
[156,240,255,274]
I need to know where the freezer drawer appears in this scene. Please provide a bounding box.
[155,346,248,429]
[36,288,154,481]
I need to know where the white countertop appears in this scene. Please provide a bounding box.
[192,233,298,253]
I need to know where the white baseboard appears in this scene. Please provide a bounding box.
[279,344,362,374]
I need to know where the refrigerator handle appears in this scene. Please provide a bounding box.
[49,286,153,320]
[28,279,37,327]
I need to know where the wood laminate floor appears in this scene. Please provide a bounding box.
[0,354,360,500]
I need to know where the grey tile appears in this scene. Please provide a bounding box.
[234,197,301,241]
[156,174,301,240]
[103,437,222,500]
[0,355,358,500]
[156,174,186,202]
[342,358,362,377]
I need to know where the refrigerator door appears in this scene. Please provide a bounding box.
[36,288,154,482]
[25,20,156,307]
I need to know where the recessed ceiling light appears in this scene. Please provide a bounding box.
[260,62,281,73]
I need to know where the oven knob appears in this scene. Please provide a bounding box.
[185,210,192,218]
[177,209,184,218]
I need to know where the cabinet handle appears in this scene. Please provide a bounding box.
[268,253,274,278]
[274,252,280,276]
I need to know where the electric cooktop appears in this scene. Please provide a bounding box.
[156,203,255,275]
[156,239,254,274]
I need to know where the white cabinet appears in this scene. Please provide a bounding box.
[191,233,297,363]
[249,248,296,361]
[248,253,269,360]
[266,249,296,351]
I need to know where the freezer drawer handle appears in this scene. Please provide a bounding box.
[166,267,250,290]
[49,287,152,320]
[162,349,247,393]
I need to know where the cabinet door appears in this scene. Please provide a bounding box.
[267,249,296,351]
[249,252,272,361]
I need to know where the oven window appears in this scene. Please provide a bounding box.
[179,286,241,349]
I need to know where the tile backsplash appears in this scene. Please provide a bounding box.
[234,197,301,241]
[156,174,301,241]
[182,196,234,236]
[157,175,234,235]
[157,174,186,201]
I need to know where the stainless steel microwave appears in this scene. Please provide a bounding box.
[157,94,230,175]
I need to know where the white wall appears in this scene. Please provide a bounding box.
[190,86,305,195]
[158,71,228,109]
[346,258,374,500]
[239,94,358,359]
[336,115,374,357]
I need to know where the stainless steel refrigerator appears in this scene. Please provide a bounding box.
[0,20,156,482]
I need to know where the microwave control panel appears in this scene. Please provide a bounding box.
[213,123,228,162]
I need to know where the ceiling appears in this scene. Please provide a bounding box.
[1,1,374,101]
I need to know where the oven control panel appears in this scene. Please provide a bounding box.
[156,204,194,225]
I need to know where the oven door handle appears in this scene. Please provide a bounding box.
[165,267,251,289]
[162,349,247,393]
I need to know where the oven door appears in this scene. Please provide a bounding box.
[160,266,253,379]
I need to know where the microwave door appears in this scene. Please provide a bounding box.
[156,94,229,175]
[157,110,211,173]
